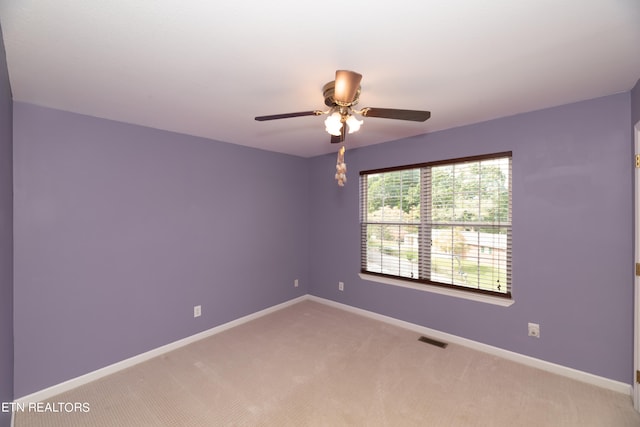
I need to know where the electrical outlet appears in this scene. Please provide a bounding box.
[294,279,299,288]
[338,281,344,291]
[528,322,540,338]
[194,305,201,318]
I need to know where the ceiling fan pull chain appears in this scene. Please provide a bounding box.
[335,146,347,187]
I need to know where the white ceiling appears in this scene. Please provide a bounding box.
[1,1,639,158]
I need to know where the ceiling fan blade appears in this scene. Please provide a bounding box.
[334,70,362,105]
[255,111,320,121]
[361,108,431,122]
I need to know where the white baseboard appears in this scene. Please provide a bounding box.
[307,295,632,396]
[14,295,307,403]
[15,293,631,404]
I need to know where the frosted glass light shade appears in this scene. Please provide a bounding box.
[324,112,343,136]
[346,114,363,133]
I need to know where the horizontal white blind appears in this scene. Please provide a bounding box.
[360,153,512,298]
[360,169,421,279]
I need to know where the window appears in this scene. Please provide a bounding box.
[360,152,512,299]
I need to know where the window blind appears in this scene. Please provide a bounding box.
[360,152,512,298]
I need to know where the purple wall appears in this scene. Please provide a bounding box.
[309,93,634,384]
[12,103,309,397]
[9,83,638,397]
[633,79,640,127]
[0,23,13,427]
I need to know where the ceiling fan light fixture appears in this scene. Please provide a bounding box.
[324,112,343,136]
[346,114,363,134]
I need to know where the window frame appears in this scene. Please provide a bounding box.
[359,152,513,305]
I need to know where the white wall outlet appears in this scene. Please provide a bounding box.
[338,281,344,291]
[194,305,202,318]
[294,279,299,288]
[528,322,540,338]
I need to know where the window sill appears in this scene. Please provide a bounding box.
[359,273,515,307]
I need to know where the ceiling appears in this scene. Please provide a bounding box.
[1,1,639,158]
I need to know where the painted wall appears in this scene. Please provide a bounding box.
[12,103,309,397]
[0,23,13,427]
[632,78,640,127]
[9,81,638,398]
[309,93,633,384]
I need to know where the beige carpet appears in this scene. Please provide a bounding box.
[14,300,640,426]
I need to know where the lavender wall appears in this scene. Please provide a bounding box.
[0,24,13,427]
[309,93,633,384]
[12,103,309,397]
[633,79,640,127]
[9,85,637,398]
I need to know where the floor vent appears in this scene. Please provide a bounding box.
[418,336,448,348]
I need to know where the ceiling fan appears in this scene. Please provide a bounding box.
[254,70,431,144]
